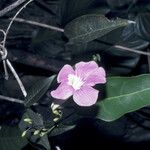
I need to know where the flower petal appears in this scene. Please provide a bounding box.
[57,64,75,83]
[73,86,99,106]
[85,67,106,86]
[75,61,98,79]
[51,83,73,100]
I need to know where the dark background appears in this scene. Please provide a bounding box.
[1,0,150,149]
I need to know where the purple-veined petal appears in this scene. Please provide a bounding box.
[73,86,99,106]
[85,67,106,86]
[57,64,75,83]
[75,61,98,79]
[51,83,74,100]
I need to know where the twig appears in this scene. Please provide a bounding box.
[0,94,24,104]
[97,40,150,56]
[10,17,64,32]
[1,0,33,97]
[6,59,27,97]
[3,0,34,46]
[0,0,27,17]
[115,45,150,56]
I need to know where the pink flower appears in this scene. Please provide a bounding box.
[51,61,106,106]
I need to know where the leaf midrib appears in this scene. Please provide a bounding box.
[101,86,150,102]
[67,21,128,41]
[25,77,53,104]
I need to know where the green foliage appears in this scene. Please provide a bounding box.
[49,124,76,137]
[25,75,55,107]
[0,126,27,150]
[19,109,51,150]
[135,13,150,41]
[64,14,129,43]
[97,74,150,121]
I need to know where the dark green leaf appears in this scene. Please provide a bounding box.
[49,125,76,137]
[61,0,102,25]
[97,74,150,122]
[19,109,51,150]
[98,23,149,75]
[64,14,129,43]
[135,13,150,41]
[106,0,133,8]
[0,126,27,150]
[25,75,55,107]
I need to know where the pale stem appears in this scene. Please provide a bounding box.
[0,94,24,104]
[0,0,27,17]
[3,0,34,47]
[0,0,34,97]
[11,17,64,32]
[6,59,27,97]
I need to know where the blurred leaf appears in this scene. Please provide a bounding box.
[97,74,150,121]
[25,75,56,107]
[135,13,150,41]
[31,28,65,59]
[0,126,27,150]
[98,23,149,74]
[64,14,129,43]
[101,23,149,54]
[61,0,98,25]
[106,0,134,8]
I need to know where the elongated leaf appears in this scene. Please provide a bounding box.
[0,126,27,150]
[97,74,150,122]
[64,14,129,43]
[25,75,55,107]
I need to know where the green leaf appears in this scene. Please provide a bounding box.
[97,74,150,122]
[19,109,51,150]
[49,125,76,137]
[64,14,129,43]
[25,75,55,107]
[61,0,96,25]
[0,126,27,150]
[135,13,150,41]
[106,0,133,8]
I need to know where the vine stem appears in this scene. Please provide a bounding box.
[0,0,27,17]
[0,0,34,97]
[3,0,34,47]
[10,17,64,32]
[0,94,24,104]
[97,40,150,56]
[115,45,150,56]
[6,59,27,97]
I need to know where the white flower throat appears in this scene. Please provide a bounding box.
[68,74,84,90]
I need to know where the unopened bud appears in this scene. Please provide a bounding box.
[21,130,27,137]
[24,118,32,124]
